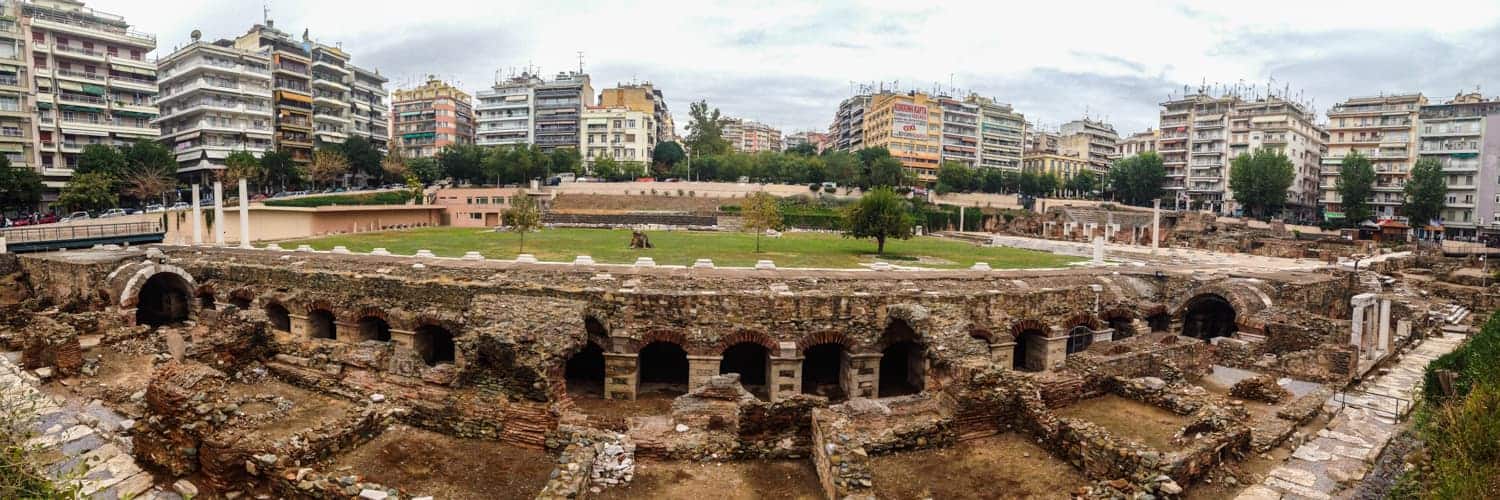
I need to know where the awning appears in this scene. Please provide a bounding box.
[58,104,101,113]
[277,91,312,104]
[35,101,51,109]
[0,143,22,153]
[401,131,434,139]
[56,81,83,92]
[114,110,155,119]
[79,84,106,96]
[0,64,18,74]
[1323,212,1345,221]
[109,63,154,77]
[61,127,108,137]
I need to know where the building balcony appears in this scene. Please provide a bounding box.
[55,69,105,83]
[27,13,156,49]
[52,44,106,62]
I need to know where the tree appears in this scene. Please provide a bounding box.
[0,160,43,214]
[381,155,408,183]
[259,150,301,191]
[222,150,262,190]
[1228,148,1295,219]
[1108,152,1166,206]
[684,101,731,156]
[592,156,623,182]
[57,172,117,212]
[1067,170,1098,198]
[787,142,818,156]
[1337,151,1377,226]
[842,187,915,255]
[1037,173,1060,197]
[550,147,582,176]
[338,136,383,183]
[823,150,859,188]
[742,191,784,253]
[123,140,175,175]
[503,191,541,253]
[1404,158,1446,232]
[867,157,907,189]
[407,157,442,185]
[935,161,977,194]
[75,144,126,178]
[309,149,350,188]
[439,144,486,184]
[651,142,686,177]
[120,167,175,207]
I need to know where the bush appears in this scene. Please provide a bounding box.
[1408,310,1500,497]
[264,191,412,207]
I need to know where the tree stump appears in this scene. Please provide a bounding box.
[629,231,653,249]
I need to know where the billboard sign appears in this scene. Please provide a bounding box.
[892,103,929,140]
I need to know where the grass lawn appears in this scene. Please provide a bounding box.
[278,227,1081,270]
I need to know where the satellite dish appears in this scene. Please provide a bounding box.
[190,29,201,42]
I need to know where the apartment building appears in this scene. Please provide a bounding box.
[154,32,273,183]
[1417,92,1500,238]
[967,94,1025,171]
[1024,128,1059,154]
[390,76,472,159]
[348,64,388,152]
[1058,118,1119,174]
[598,82,672,144]
[1227,97,1327,220]
[829,94,870,151]
[863,92,941,183]
[1320,93,1425,219]
[935,96,979,167]
[7,0,159,204]
[307,43,352,146]
[723,117,782,153]
[580,105,653,176]
[234,22,313,165]
[1022,151,1089,181]
[475,72,541,147]
[533,71,591,153]
[1118,129,1159,157]
[785,131,829,152]
[1158,93,1238,212]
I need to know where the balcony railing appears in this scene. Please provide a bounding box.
[26,11,156,43]
[56,69,105,82]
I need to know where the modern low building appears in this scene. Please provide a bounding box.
[1228,96,1327,221]
[1058,118,1118,174]
[863,92,941,183]
[967,94,1025,171]
[533,71,591,153]
[390,76,472,159]
[723,117,781,153]
[598,82,671,145]
[580,105,653,176]
[475,72,542,147]
[1024,128,1059,154]
[1320,93,1425,220]
[348,64,388,152]
[785,131,829,152]
[1418,92,1500,237]
[153,31,273,183]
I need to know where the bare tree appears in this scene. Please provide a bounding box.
[309,150,350,189]
[503,191,541,253]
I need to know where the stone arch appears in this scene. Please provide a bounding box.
[801,342,848,401]
[228,288,255,310]
[636,329,688,353]
[719,342,770,397]
[306,307,337,340]
[878,316,927,397]
[1143,304,1171,333]
[968,327,996,344]
[115,264,196,308]
[797,331,857,352]
[414,322,456,366]
[1171,280,1272,320]
[1066,325,1094,354]
[1101,307,1136,340]
[637,341,689,395]
[263,300,292,332]
[1062,313,1102,332]
[134,272,194,327]
[1011,320,1049,372]
[1179,293,1237,342]
[715,329,778,353]
[1008,318,1049,340]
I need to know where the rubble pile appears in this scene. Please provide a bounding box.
[1229,375,1291,404]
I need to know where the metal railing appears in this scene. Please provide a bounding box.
[1331,389,1411,421]
[0,220,163,244]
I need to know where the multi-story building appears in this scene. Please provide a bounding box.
[967,94,1025,171]
[1024,128,1059,154]
[532,71,590,153]
[1158,93,1239,212]
[936,95,979,167]
[1320,93,1425,219]
[11,0,159,204]
[1022,151,1089,181]
[863,92,941,183]
[1058,118,1119,174]
[785,131,829,152]
[723,117,782,153]
[580,105,653,176]
[390,76,472,159]
[1118,129,1159,157]
[598,82,671,144]
[348,64,388,152]
[234,22,313,166]
[475,72,542,148]
[1227,96,1327,221]
[1418,92,1500,237]
[829,94,870,151]
[308,43,351,147]
[154,32,273,183]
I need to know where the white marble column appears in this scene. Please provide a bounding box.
[1151,199,1160,252]
[190,183,202,245]
[1378,299,1392,353]
[212,181,225,246]
[238,178,251,248]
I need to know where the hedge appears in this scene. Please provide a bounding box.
[1424,311,1500,404]
[264,192,413,208]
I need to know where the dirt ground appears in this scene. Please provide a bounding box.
[570,385,680,431]
[224,379,354,441]
[595,459,823,500]
[868,433,1088,499]
[326,425,552,499]
[1185,411,1332,500]
[1054,394,1191,450]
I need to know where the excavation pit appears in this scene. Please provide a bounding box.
[1055,393,1193,450]
[868,433,1088,499]
[323,424,554,500]
[594,459,823,500]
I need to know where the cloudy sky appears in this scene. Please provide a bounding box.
[98,0,1500,136]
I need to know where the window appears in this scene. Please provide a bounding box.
[469,212,481,220]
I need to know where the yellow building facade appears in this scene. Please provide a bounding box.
[1022,152,1090,180]
[863,92,942,183]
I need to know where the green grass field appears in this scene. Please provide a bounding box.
[278,227,1081,270]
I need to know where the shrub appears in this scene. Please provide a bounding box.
[264,192,412,208]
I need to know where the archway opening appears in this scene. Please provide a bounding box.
[637,341,689,397]
[1147,312,1171,333]
[565,342,606,398]
[1012,329,1047,372]
[801,343,847,401]
[719,342,769,398]
[1182,294,1237,342]
[1107,316,1134,340]
[307,309,336,339]
[356,316,392,342]
[265,303,291,332]
[879,341,925,397]
[229,295,252,310]
[1066,326,1093,355]
[414,325,455,366]
[135,273,192,327]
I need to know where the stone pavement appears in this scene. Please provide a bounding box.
[0,354,174,499]
[1235,332,1466,500]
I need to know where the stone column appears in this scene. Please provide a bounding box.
[1092,328,1114,345]
[389,328,415,350]
[212,181,225,246]
[687,355,723,390]
[1043,327,1069,372]
[289,313,309,338]
[989,341,1016,370]
[1350,293,1376,357]
[0,235,6,254]
[191,183,203,245]
[842,352,881,399]
[1378,299,1392,354]
[1151,199,1160,252]
[768,342,803,403]
[1092,236,1104,265]
[604,353,639,400]
[238,178,251,248]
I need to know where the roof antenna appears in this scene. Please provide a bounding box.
[262,1,269,24]
[577,51,585,74]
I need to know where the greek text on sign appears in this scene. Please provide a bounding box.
[892,103,929,140]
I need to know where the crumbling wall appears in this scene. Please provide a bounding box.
[134,361,231,476]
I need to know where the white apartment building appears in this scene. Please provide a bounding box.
[580,106,653,175]
[1058,118,1119,173]
[1320,94,1425,220]
[967,94,1025,171]
[936,96,979,167]
[1418,92,1500,238]
[348,64,388,151]
[1228,96,1328,221]
[1158,93,1237,212]
[153,33,273,182]
[475,72,542,147]
[723,117,781,153]
[1118,129,1159,157]
[309,43,351,146]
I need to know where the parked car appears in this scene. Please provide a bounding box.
[98,208,128,219]
[60,211,90,223]
[144,204,165,213]
[251,193,269,202]
[168,202,190,211]
[36,214,57,224]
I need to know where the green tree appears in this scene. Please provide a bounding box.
[338,136,384,183]
[123,140,175,175]
[651,141,686,177]
[76,144,126,178]
[1404,158,1446,231]
[503,191,541,252]
[787,142,818,156]
[822,150,860,189]
[1108,152,1167,206]
[309,149,350,188]
[222,150,263,191]
[591,156,622,181]
[550,147,583,176]
[867,157,907,189]
[439,144,487,184]
[57,171,118,212]
[259,149,301,191]
[684,101,731,156]
[482,146,513,185]
[935,161,976,194]
[742,191,784,253]
[407,157,442,184]
[841,187,915,255]
[1037,173,1060,197]
[0,160,43,214]
[1337,151,1377,225]
[1228,148,1295,219]
[1067,170,1098,198]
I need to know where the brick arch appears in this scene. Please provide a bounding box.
[229,288,257,301]
[1008,318,1049,339]
[304,299,337,315]
[1062,313,1102,331]
[1100,306,1135,321]
[1142,304,1169,317]
[968,327,996,343]
[796,331,857,351]
[351,305,390,322]
[412,316,463,337]
[1171,280,1273,320]
[194,284,215,298]
[636,329,688,353]
[716,329,778,353]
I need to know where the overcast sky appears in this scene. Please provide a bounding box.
[98,0,1500,136]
